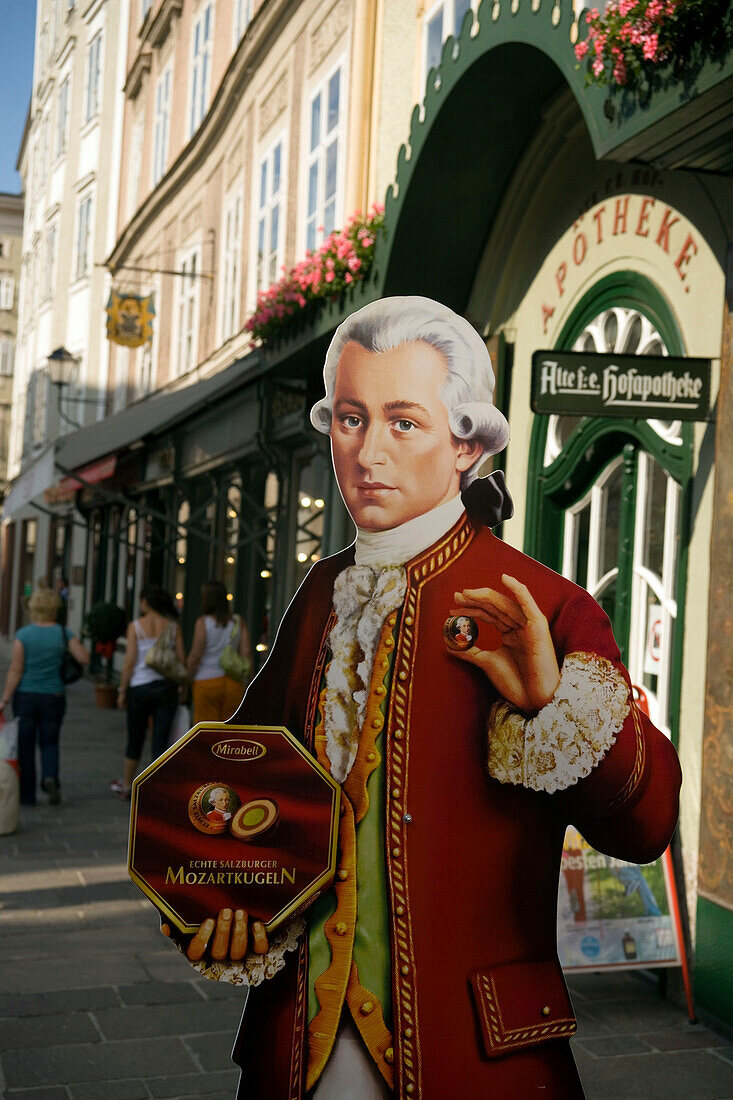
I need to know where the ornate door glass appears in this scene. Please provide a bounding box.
[562,455,622,627]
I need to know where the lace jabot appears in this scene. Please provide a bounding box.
[323,494,466,781]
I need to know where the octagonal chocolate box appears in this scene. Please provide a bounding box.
[128,723,341,935]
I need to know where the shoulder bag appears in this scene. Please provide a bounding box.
[145,621,188,685]
[219,615,252,684]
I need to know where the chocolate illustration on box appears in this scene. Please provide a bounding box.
[443,614,479,651]
[128,723,340,935]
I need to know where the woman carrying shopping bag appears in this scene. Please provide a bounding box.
[0,587,90,805]
[111,585,186,799]
[187,580,252,723]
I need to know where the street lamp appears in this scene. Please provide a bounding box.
[47,346,106,429]
[47,346,79,386]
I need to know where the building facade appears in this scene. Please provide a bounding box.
[1,0,130,635]
[0,193,24,503]
[2,0,732,1040]
[4,0,432,652]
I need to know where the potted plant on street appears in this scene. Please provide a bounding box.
[83,602,127,708]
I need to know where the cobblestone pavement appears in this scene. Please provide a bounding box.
[0,640,732,1099]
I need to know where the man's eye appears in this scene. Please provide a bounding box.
[342,415,361,428]
[394,419,415,432]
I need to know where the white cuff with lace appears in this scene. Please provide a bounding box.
[487,652,629,794]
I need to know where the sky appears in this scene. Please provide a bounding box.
[0,2,36,195]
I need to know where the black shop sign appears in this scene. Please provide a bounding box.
[531,350,711,421]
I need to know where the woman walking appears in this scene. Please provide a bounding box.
[187,580,252,723]
[112,585,186,798]
[0,587,90,805]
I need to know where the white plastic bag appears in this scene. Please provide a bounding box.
[0,717,19,764]
[168,705,191,749]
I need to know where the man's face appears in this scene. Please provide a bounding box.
[330,340,480,531]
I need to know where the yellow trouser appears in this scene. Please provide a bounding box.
[191,675,244,723]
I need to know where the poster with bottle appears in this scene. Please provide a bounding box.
[557,826,682,971]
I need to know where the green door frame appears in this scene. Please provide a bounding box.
[524,272,693,748]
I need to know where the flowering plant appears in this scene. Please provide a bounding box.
[575,0,708,88]
[245,204,385,343]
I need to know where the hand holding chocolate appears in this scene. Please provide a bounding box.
[129,724,340,940]
[447,574,561,714]
[161,905,269,964]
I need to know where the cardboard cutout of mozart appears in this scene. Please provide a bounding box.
[166,297,681,1099]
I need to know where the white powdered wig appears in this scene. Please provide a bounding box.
[310,296,510,487]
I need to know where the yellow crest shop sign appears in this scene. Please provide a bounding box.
[106,291,155,348]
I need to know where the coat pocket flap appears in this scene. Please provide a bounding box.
[469,960,576,1059]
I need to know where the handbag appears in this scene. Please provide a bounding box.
[219,615,252,684]
[144,622,188,685]
[59,627,83,685]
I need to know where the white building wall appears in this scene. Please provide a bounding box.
[5,0,130,630]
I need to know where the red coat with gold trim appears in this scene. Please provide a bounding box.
[229,514,681,1099]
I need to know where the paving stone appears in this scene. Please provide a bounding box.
[117,983,202,1007]
[181,1031,238,1073]
[77,865,133,885]
[0,899,146,929]
[0,955,150,994]
[1,882,139,912]
[168,1093,235,1100]
[639,1027,733,1051]
[94,1001,242,1042]
[138,952,196,984]
[0,1013,101,1051]
[196,980,244,1002]
[168,1093,234,1100]
[145,1070,240,1097]
[576,1050,733,1099]
[1,925,161,961]
[69,1080,150,1099]
[0,868,81,891]
[1,1038,198,1088]
[715,1046,733,1066]
[0,988,121,1018]
[577,1035,654,1058]
[588,998,690,1034]
[5,1088,70,1100]
[573,1005,614,1039]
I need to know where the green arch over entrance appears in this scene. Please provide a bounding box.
[377,0,608,312]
